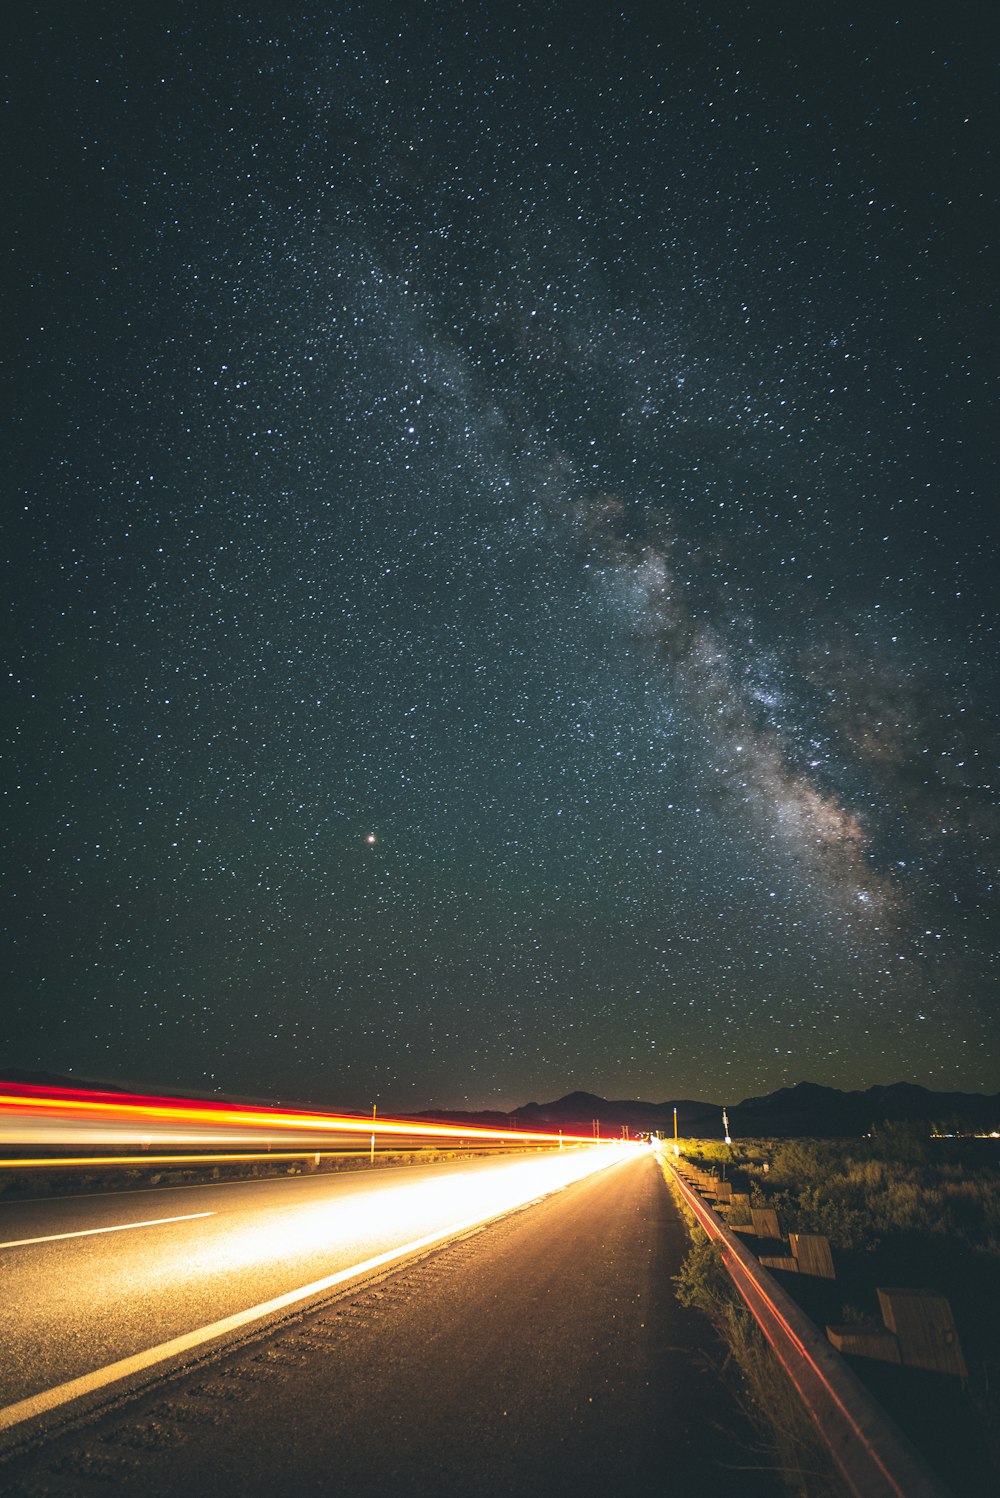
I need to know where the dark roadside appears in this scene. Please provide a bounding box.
[0,1148,522,1202]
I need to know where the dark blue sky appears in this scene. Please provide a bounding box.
[4,1,997,1109]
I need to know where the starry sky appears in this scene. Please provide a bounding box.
[4,2,997,1111]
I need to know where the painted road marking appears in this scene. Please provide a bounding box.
[0,1211,215,1250]
[0,1152,627,1433]
[0,1215,493,1433]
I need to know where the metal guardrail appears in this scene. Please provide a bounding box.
[655,1148,950,1498]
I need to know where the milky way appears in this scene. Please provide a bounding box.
[4,2,997,1108]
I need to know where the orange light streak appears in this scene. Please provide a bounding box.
[0,1084,595,1151]
[0,1152,379,1169]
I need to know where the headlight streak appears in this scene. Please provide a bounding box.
[150,1146,642,1283]
[0,1152,406,1170]
[0,1083,601,1153]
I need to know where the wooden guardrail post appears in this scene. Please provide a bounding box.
[655,1147,947,1498]
[827,1325,902,1363]
[827,1289,967,1378]
[750,1206,782,1240]
[877,1289,967,1378]
[790,1233,836,1279]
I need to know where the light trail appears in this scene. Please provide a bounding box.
[0,1212,215,1251]
[0,1083,598,1154]
[0,1143,640,1434]
[0,1152,375,1170]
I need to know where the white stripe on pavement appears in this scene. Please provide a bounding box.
[0,1155,627,1433]
[0,1211,215,1250]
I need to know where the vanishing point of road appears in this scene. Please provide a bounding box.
[0,1149,781,1497]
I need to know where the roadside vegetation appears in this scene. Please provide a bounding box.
[668,1130,1000,1493]
[672,1232,848,1498]
[675,1128,1000,1258]
[663,1165,849,1498]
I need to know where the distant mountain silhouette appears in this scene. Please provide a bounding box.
[512,1091,718,1133]
[4,1070,996,1137]
[0,1067,130,1091]
[422,1081,1000,1137]
[731,1080,1000,1136]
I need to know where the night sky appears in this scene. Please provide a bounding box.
[4,2,997,1112]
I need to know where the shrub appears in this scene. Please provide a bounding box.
[673,1236,847,1497]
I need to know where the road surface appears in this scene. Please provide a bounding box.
[0,1147,628,1414]
[0,1150,781,1496]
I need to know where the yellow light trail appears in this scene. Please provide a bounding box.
[0,1147,561,1170]
[0,1083,597,1153]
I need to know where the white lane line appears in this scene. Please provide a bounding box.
[0,1171,606,1433]
[0,1214,491,1432]
[0,1211,215,1250]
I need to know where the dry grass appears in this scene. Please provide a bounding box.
[670,1131,1000,1490]
[662,1166,849,1498]
[674,1132,1000,1257]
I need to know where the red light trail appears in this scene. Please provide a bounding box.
[0,1082,596,1158]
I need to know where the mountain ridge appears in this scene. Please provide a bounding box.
[423,1081,1000,1137]
[2,1071,996,1138]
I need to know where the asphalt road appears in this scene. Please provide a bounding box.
[0,1147,628,1413]
[0,1151,781,1497]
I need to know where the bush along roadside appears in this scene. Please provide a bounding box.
[663,1167,850,1498]
[667,1133,1000,1494]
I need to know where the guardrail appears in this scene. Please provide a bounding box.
[655,1147,949,1498]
